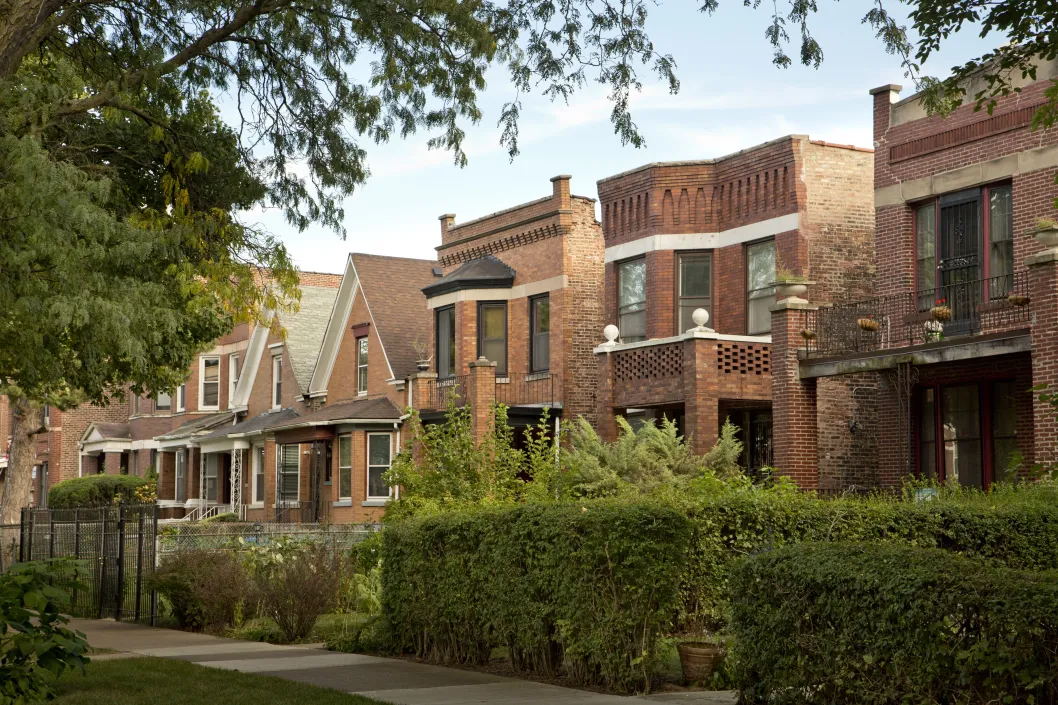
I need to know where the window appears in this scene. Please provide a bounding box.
[253,445,265,503]
[617,258,646,342]
[42,404,50,426]
[156,391,171,411]
[272,355,283,409]
[150,450,158,474]
[991,381,1018,482]
[177,384,187,412]
[175,450,187,502]
[678,253,712,333]
[277,444,299,502]
[477,302,507,376]
[436,307,456,379]
[338,435,352,499]
[746,240,776,335]
[204,454,219,501]
[357,337,369,394]
[229,354,240,406]
[530,295,550,373]
[988,185,1013,294]
[915,203,936,297]
[200,357,220,410]
[367,433,392,499]
[38,462,48,506]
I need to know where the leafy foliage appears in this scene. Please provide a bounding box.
[0,560,90,704]
[730,542,1058,705]
[148,550,249,631]
[382,501,691,693]
[48,474,149,508]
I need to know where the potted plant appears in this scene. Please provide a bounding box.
[924,319,944,343]
[1035,218,1058,248]
[411,337,431,372]
[857,316,880,332]
[930,298,952,322]
[677,638,723,685]
[772,261,814,299]
[800,329,817,341]
[1008,293,1031,306]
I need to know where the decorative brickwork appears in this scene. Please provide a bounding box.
[613,344,683,382]
[716,343,770,376]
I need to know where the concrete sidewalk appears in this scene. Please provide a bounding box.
[72,619,736,705]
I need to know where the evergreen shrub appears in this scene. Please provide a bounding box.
[48,474,147,508]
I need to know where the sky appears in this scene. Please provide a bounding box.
[233,2,999,274]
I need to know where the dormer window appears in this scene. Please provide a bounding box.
[357,337,369,394]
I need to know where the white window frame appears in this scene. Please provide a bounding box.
[251,444,265,505]
[276,443,300,503]
[175,450,187,502]
[357,338,369,395]
[199,356,221,411]
[204,453,219,502]
[366,432,393,500]
[229,354,240,408]
[177,384,187,412]
[272,354,283,410]
[338,434,352,500]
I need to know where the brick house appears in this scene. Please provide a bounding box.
[408,175,605,444]
[594,136,875,469]
[771,60,1058,489]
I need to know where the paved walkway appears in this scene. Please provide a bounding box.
[72,619,735,705]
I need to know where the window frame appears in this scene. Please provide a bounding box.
[617,257,647,343]
[435,306,456,379]
[198,356,221,411]
[745,239,776,336]
[252,444,265,504]
[204,453,219,502]
[156,391,171,411]
[175,450,187,502]
[338,434,352,500]
[529,294,550,374]
[229,354,240,408]
[366,432,393,500]
[676,251,713,334]
[271,354,283,409]
[177,384,187,412]
[356,337,369,395]
[477,301,508,377]
[276,443,300,503]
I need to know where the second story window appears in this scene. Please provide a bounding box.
[156,391,171,411]
[746,240,776,335]
[229,354,240,406]
[177,384,187,412]
[478,302,507,377]
[175,450,187,502]
[988,185,1013,291]
[678,253,712,333]
[916,203,937,299]
[436,307,456,379]
[357,337,369,394]
[200,357,220,410]
[272,355,283,409]
[530,295,550,373]
[618,258,646,342]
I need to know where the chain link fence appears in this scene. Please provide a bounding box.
[156,521,377,558]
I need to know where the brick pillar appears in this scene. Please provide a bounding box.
[595,349,618,443]
[468,357,497,444]
[408,372,436,411]
[684,337,720,454]
[1028,247,1058,466]
[188,448,201,500]
[103,451,122,475]
[771,297,819,488]
[157,451,175,501]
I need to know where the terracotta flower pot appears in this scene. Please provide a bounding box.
[930,305,952,322]
[677,642,722,684]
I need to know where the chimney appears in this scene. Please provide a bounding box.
[438,213,456,241]
[550,175,572,210]
[869,84,902,147]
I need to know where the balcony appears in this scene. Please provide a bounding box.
[420,372,559,411]
[801,272,1031,361]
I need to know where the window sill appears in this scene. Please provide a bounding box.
[334,499,353,508]
[361,499,388,507]
[248,502,264,509]
[357,391,368,397]
[198,406,220,413]
[526,371,550,381]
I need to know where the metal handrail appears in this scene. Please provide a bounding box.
[495,372,558,407]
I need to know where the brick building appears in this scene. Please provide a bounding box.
[593,136,875,468]
[407,175,605,443]
[771,60,1058,489]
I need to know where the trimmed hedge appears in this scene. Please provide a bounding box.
[682,489,1058,628]
[382,501,691,693]
[48,474,147,508]
[729,542,1058,704]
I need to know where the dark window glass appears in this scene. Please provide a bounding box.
[357,337,369,393]
[478,303,507,376]
[679,253,712,332]
[991,380,1018,482]
[617,258,646,342]
[918,388,937,480]
[367,434,391,499]
[202,358,220,407]
[278,444,300,503]
[254,446,265,503]
[530,296,550,373]
[916,203,936,298]
[436,307,456,378]
[942,385,983,489]
[989,186,1013,296]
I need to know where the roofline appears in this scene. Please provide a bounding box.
[270,417,401,432]
[353,258,397,383]
[308,254,358,396]
[422,275,515,298]
[442,194,552,234]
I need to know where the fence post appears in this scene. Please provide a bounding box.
[151,505,158,626]
[25,508,33,562]
[73,510,80,609]
[96,509,108,619]
[19,508,25,563]
[49,511,55,559]
[134,510,144,623]
[114,505,126,621]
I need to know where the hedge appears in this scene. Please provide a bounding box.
[48,474,147,508]
[382,501,691,693]
[729,542,1058,704]
[682,488,1058,628]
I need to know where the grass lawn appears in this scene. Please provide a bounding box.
[53,656,384,705]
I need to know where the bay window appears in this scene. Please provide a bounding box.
[367,433,392,500]
[436,307,456,379]
[617,258,646,342]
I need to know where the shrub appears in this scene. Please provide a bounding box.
[48,474,147,508]
[1,560,90,704]
[243,538,340,642]
[148,550,249,631]
[202,512,240,523]
[729,542,1058,705]
[383,501,691,693]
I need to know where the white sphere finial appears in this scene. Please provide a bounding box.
[603,324,620,344]
[692,308,710,328]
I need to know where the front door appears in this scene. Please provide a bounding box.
[937,190,982,336]
[309,441,332,522]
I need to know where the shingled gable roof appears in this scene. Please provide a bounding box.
[196,408,299,443]
[275,285,340,395]
[269,396,401,430]
[421,255,515,298]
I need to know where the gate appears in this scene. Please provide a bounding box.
[18,505,158,624]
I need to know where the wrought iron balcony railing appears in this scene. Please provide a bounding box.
[802,271,1031,359]
[423,375,469,411]
[495,373,557,407]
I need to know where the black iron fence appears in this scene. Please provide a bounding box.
[803,272,1030,358]
[423,375,468,411]
[18,505,158,623]
[495,372,557,407]
[274,500,332,524]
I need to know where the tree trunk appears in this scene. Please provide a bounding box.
[0,0,65,79]
[0,396,42,527]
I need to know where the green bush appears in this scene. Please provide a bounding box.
[382,501,691,693]
[147,550,249,631]
[729,542,1058,705]
[48,474,147,508]
[243,537,341,642]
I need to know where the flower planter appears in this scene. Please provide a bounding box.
[1008,294,1031,307]
[416,359,431,372]
[1035,227,1058,248]
[857,318,880,332]
[677,642,722,684]
[930,305,952,322]
[776,282,808,298]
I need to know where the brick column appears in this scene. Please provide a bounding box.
[1028,247,1058,466]
[407,372,437,411]
[188,448,201,500]
[771,297,819,488]
[684,337,720,454]
[103,451,122,475]
[157,451,175,501]
[467,357,497,444]
[595,349,618,443]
